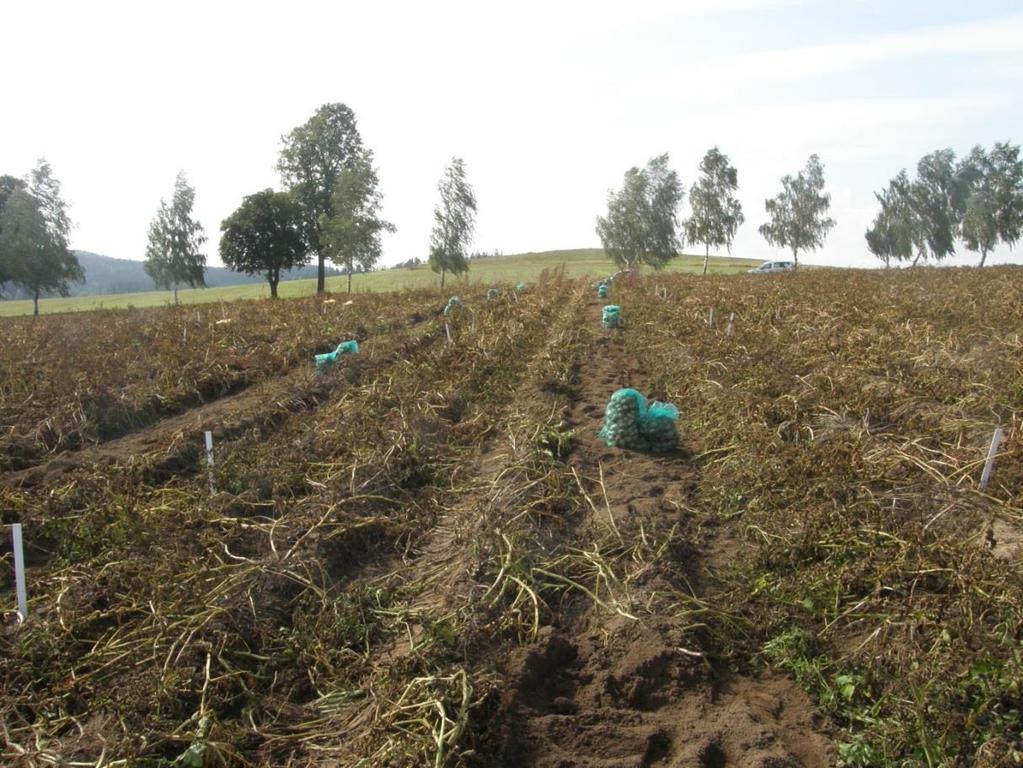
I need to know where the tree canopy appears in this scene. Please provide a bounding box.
[0,174,27,290]
[219,189,307,298]
[428,158,477,288]
[867,142,1023,267]
[596,154,684,270]
[144,171,207,303]
[278,103,365,294]
[320,149,395,293]
[759,154,834,270]
[959,143,1023,266]
[0,187,83,314]
[865,170,915,268]
[686,147,744,275]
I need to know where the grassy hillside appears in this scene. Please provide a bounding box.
[0,249,761,316]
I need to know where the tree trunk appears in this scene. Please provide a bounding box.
[33,290,39,316]
[912,252,921,267]
[317,254,326,295]
[980,250,988,267]
[347,269,353,294]
[440,269,446,289]
[269,270,279,298]
[792,248,799,272]
[702,244,709,276]
[174,285,179,305]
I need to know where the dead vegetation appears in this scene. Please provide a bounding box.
[1,267,1021,766]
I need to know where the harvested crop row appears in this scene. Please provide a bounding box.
[0,291,440,471]
[282,280,595,765]
[0,282,564,766]
[620,267,1023,765]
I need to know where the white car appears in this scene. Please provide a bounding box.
[748,261,794,274]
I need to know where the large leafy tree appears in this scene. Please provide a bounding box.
[0,188,83,315]
[144,171,207,304]
[428,157,477,288]
[686,147,744,275]
[29,159,72,247]
[278,103,365,294]
[907,148,964,265]
[219,189,307,298]
[596,154,684,270]
[0,174,27,290]
[865,170,915,268]
[321,149,395,293]
[759,154,834,270]
[960,142,1023,266]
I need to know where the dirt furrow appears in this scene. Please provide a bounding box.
[479,296,835,767]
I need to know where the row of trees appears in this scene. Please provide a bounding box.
[865,143,1023,267]
[131,103,479,300]
[0,161,83,315]
[219,103,476,296]
[7,120,1018,312]
[596,150,835,272]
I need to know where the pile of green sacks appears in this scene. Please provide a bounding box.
[598,388,679,452]
[315,340,359,374]
[602,305,622,329]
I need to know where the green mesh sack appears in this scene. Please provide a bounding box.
[444,296,462,316]
[487,287,500,300]
[597,284,609,298]
[602,305,622,329]
[640,399,680,453]
[516,282,527,291]
[598,388,679,452]
[314,339,360,374]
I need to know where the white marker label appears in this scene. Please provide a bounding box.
[204,431,215,494]
[11,523,27,620]
[979,427,1005,490]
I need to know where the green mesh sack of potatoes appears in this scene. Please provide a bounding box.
[314,339,360,374]
[602,305,622,329]
[598,283,609,298]
[598,388,679,452]
[487,287,500,300]
[444,296,462,316]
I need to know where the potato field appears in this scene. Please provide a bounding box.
[1,267,1021,767]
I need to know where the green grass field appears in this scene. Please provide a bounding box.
[0,248,762,317]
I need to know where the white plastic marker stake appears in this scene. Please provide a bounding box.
[979,427,1005,490]
[445,322,452,344]
[204,431,215,494]
[11,523,27,620]
[726,313,735,337]
[707,308,714,327]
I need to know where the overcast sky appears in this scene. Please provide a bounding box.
[4,0,1022,269]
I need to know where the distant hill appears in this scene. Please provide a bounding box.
[0,248,765,317]
[4,251,340,298]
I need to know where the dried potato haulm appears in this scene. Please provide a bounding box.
[598,387,679,452]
